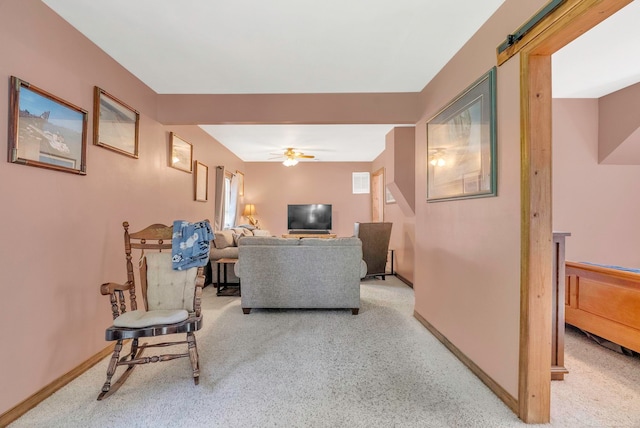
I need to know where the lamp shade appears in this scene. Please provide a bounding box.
[243,204,257,217]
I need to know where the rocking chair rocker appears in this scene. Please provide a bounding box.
[97,221,206,400]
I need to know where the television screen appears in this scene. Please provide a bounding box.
[287,204,332,231]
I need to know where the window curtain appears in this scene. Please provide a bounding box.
[214,166,225,231]
[214,166,241,230]
[229,174,240,227]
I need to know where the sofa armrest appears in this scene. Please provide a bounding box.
[360,260,367,279]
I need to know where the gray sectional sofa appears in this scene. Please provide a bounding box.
[234,236,366,314]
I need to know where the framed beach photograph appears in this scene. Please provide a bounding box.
[8,76,87,175]
[169,132,193,172]
[194,161,208,202]
[427,67,497,202]
[93,87,139,158]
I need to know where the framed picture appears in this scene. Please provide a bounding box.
[8,76,87,175]
[385,186,396,204]
[169,132,192,172]
[194,161,208,202]
[93,87,139,158]
[427,67,497,202]
[236,170,244,196]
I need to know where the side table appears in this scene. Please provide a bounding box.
[215,258,240,296]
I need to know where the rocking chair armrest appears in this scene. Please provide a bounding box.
[100,281,134,295]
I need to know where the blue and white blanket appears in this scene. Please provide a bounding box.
[582,261,640,274]
[171,220,214,270]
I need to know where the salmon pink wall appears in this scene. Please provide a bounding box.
[413,0,547,398]
[1,0,560,418]
[373,130,415,283]
[598,82,640,164]
[553,98,640,268]
[0,1,243,414]
[242,162,371,237]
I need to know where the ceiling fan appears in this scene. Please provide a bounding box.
[271,148,315,166]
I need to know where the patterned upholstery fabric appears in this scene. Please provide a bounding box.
[112,252,196,328]
[145,252,197,312]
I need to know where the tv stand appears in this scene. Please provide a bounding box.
[288,229,330,235]
[283,233,337,239]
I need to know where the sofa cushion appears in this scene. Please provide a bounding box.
[145,252,197,312]
[300,237,361,247]
[214,230,235,249]
[232,233,242,246]
[113,309,189,328]
[239,236,299,246]
[230,227,253,237]
[252,229,271,237]
[211,246,239,260]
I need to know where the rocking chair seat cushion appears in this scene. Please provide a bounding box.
[113,309,189,328]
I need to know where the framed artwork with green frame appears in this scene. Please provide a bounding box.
[427,67,497,202]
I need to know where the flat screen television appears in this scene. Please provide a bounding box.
[287,204,332,231]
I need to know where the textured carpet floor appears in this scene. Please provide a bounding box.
[9,277,640,427]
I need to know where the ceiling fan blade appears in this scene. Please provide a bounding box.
[297,154,315,159]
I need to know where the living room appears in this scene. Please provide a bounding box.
[3,0,639,425]
[0,0,422,418]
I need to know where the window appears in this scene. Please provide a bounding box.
[224,172,236,229]
[352,172,370,194]
[223,172,236,228]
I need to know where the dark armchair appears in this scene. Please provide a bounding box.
[354,222,392,279]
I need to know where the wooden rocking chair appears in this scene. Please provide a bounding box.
[97,221,205,400]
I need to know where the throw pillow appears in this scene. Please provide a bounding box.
[214,230,235,249]
[230,227,253,237]
[252,229,271,237]
[232,233,242,247]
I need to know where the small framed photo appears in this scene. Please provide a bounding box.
[93,87,139,158]
[194,161,208,202]
[169,132,193,172]
[385,186,396,204]
[8,76,87,175]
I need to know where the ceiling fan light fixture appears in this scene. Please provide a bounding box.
[283,158,298,167]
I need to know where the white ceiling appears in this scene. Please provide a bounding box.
[42,0,640,162]
[552,0,640,98]
[199,124,399,162]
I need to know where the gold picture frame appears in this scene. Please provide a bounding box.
[169,132,193,173]
[194,161,208,201]
[93,87,139,158]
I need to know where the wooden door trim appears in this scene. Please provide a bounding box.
[371,167,384,222]
[511,0,631,423]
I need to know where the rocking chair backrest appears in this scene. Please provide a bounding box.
[144,252,197,312]
[123,222,175,312]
